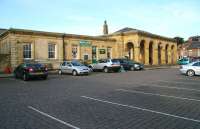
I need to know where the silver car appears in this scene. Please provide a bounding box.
[179,61,200,76]
[59,61,90,76]
[89,59,121,73]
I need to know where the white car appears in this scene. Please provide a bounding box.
[59,61,90,76]
[89,59,121,73]
[179,61,200,76]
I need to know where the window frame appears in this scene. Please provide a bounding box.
[23,44,32,59]
[48,43,56,59]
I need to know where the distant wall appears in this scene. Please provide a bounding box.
[0,54,11,73]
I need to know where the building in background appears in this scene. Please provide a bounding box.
[178,36,200,60]
[0,21,177,71]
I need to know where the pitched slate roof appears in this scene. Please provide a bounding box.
[187,41,200,49]
[113,27,150,34]
[111,27,175,42]
[0,28,7,35]
[0,28,116,42]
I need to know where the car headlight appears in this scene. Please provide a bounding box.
[134,64,139,67]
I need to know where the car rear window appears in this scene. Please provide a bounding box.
[26,64,44,67]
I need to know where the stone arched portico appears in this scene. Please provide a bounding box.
[126,42,134,60]
[171,45,176,64]
[108,28,177,66]
[123,40,177,66]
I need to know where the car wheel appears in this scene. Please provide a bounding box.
[103,67,109,73]
[58,70,62,75]
[72,70,78,76]
[187,70,195,77]
[23,73,28,81]
[130,66,135,71]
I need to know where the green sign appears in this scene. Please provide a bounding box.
[80,40,91,47]
[99,49,106,54]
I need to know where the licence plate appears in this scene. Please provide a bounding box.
[112,65,119,67]
[32,72,44,75]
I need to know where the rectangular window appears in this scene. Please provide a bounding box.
[84,54,89,61]
[23,44,31,59]
[48,43,56,59]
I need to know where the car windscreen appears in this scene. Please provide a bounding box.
[128,61,135,64]
[71,62,84,66]
[111,59,120,63]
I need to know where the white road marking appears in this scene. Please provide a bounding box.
[116,89,200,102]
[139,83,200,92]
[159,80,199,85]
[81,96,200,123]
[28,106,80,129]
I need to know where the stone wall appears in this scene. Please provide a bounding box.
[0,54,11,73]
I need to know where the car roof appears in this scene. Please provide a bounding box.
[188,61,200,65]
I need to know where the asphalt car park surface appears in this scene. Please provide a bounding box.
[0,68,200,129]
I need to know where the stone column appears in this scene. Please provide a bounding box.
[153,43,158,65]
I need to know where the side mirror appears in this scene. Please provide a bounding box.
[68,64,72,67]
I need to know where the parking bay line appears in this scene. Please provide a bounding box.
[81,96,200,123]
[28,106,80,129]
[116,89,200,102]
[138,83,200,92]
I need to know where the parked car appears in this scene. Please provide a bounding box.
[14,63,48,81]
[177,57,190,65]
[89,59,121,73]
[179,61,200,76]
[59,61,90,76]
[114,58,144,71]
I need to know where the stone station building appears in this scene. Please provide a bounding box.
[0,22,177,70]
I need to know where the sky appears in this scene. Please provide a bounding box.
[0,0,200,39]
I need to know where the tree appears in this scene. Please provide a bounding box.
[174,37,184,45]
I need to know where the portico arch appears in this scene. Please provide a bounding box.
[149,41,154,65]
[158,43,162,65]
[127,42,134,60]
[140,40,145,64]
[171,45,175,64]
[165,44,169,64]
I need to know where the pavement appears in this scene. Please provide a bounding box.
[0,68,200,129]
[0,73,13,78]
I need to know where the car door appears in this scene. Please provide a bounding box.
[98,59,107,69]
[194,62,200,75]
[95,60,103,70]
[122,60,129,70]
[19,64,26,77]
[66,62,73,73]
[15,65,22,77]
[61,62,68,73]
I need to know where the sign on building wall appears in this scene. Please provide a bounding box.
[99,49,106,54]
[80,40,91,47]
